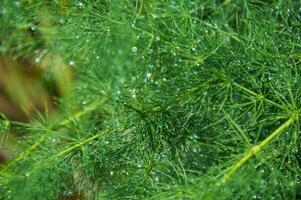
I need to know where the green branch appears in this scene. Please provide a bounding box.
[224,112,298,180]
[232,82,286,111]
[1,97,107,172]
[55,131,104,157]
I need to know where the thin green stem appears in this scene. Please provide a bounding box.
[232,82,286,111]
[3,135,46,170]
[148,78,219,113]
[55,131,103,157]
[2,131,106,179]
[224,113,297,180]
[1,97,107,171]
[59,97,107,126]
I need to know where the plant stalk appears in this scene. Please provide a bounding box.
[232,82,286,111]
[1,98,107,172]
[224,113,297,180]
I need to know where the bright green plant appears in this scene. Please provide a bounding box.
[0,0,301,199]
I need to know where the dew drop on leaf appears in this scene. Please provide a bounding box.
[35,57,41,63]
[132,46,138,53]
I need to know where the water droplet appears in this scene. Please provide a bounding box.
[58,18,65,24]
[35,57,41,63]
[145,73,152,82]
[132,46,138,53]
[122,170,129,175]
[62,190,73,197]
[49,138,57,143]
[77,2,84,9]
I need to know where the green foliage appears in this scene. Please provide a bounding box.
[1,0,301,199]
[0,114,10,146]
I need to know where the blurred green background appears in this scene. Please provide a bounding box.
[0,54,73,166]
